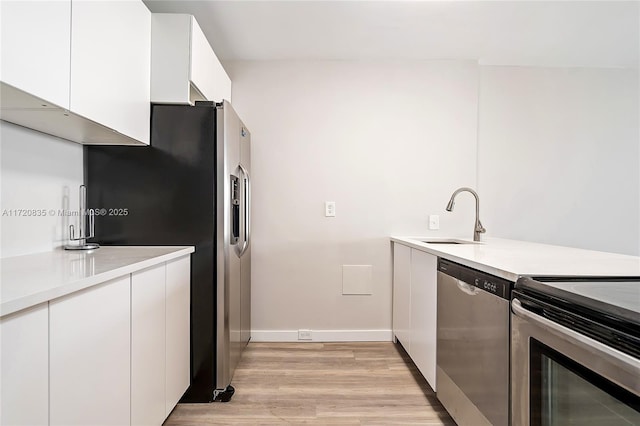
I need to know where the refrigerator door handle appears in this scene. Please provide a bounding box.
[230,174,241,246]
[238,163,251,257]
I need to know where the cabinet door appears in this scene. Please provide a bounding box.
[392,243,411,352]
[70,0,150,144]
[150,13,192,104]
[131,265,166,425]
[0,0,71,108]
[189,16,232,102]
[165,256,191,416]
[151,14,231,105]
[50,276,131,426]
[0,303,49,426]
[410,249,438,390]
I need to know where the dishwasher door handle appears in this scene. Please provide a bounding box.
[456,280,479,296]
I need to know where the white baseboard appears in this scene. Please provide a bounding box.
[251,329,393,342]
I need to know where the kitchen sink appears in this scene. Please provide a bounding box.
[423,241,464,244]
[415,238,480,245]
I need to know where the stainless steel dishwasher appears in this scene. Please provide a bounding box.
[436,258,514,426]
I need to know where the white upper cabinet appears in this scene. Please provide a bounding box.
[70,0,151,144]
[0,0,151,145]
[0,0,71,109]
[151,14,232,105]
[189,17,231,103]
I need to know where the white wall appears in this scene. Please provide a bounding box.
[478,66,639,256]
[0,122,84,258]
[227,60,480,339]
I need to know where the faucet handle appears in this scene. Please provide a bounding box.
[476,220,486,233]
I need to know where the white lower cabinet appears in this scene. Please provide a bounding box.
[409,249,438,391]
[0,303,49,426]
[49,276,131,426]
[392,243,412,351]
[392,243,438,391]
[1,255,191,426]
[129,256,193,423]
[132,265,167,425]
[132,256,191,423]
[165,256,191,416]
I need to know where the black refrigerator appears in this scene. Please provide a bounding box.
[84,101,251,403]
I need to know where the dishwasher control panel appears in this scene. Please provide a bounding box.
[438,258,513,299]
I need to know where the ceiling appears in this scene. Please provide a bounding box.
[143,1,639,68]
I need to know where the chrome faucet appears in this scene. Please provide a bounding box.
[445,187,486,242]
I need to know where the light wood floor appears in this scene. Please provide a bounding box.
[164,342,456,425]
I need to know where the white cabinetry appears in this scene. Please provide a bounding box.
[70,0,151,144]
[409,249,438,390]
[0,252,191,425]
[165,256,191,416]
[49,276,131,426]
[392,243,438,391]
[0,303,49,426]
[0,0,151,145]
[131,257,191,422]
[392,242,412,351]
[0,0,71,109]
[151,14,232,104]
[130,256,191,423]
[131,265,167,425]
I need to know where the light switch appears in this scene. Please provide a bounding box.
[325,201,336,217]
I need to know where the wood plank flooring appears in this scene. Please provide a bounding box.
[164,342,456,425]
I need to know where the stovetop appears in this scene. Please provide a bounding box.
[515,276,640,328]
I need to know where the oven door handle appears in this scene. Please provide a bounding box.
[512,298,640,371]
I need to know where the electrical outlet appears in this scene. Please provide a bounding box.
[325,201,336,217]
[298,329,312,340]
[429,214,440,230]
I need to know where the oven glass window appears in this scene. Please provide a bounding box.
[530,339,640,426]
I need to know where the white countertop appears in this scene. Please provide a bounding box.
[0,246,195,317]
[391,236,640,281]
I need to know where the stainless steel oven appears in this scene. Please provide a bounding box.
[511,277,640,426]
